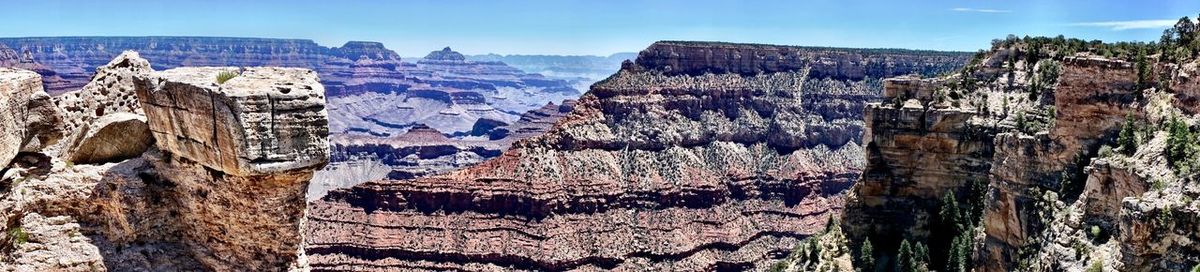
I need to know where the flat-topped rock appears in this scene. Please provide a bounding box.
[883,75,943,101]
[134,67,330,176]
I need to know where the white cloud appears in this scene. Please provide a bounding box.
[1070,19,1178,31]
[951,7,1012,13]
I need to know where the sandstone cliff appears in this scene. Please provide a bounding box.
[305,41,970,271]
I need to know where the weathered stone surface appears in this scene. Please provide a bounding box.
[0,154,205,271]
[145,150,314,271]
[1,68,63,167]
[844,98,995,248]
[980,56,1140,271]
[133,67,330,176]
[64,112,153,164]
[883,75,944,101]
[131,66,330,271]
[21,91,66,152]
[48,51,152,156]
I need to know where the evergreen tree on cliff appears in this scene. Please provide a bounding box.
[859,238,876,272]
[1120,113,1138,156]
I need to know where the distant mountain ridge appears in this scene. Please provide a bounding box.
[466,52,636,82]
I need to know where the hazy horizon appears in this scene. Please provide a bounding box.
[3,0,1199,56]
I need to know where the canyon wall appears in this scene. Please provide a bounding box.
[304,41,971,271]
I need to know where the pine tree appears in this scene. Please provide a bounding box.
[1167,116,1197,173]
[897,240,914,272]
[859,239,875,272]
[1135,48,1150,95]
[940,191,963,233]
[946,234,969,272]
[915,242,930,271]
[1120,112,1138,156]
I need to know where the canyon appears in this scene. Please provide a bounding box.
[4,33,1200,272]
[0,37,599,198]
[305,41,972,271]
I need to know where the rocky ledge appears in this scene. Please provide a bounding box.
[305,41,970,271]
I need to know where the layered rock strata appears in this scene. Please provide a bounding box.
[306,41,971,271]
[843,77,996,248]
[980,56,1140,271]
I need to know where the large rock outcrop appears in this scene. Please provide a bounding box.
[843,77,996,249]
[2,54,332,271]
[305,41,971,271]
[130,66,330,270]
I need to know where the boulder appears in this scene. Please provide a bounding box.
[1,68,63,167]
[133,67,330,176]
[64,112,153,164]
[20,92,66,152]
[49,51,153,156]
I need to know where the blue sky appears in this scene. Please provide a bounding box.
[1,0,1198,56]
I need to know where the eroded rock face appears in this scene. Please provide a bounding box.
[1,68,64,167]
[305,41,971,271]
[980,56,1140,271]
[2,54,331,271]
[134,67,329,176]
[844,99,995,247]
[49,50,153,156]
[130,66,330,270]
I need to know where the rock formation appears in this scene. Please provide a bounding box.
[305,41,971,271]
[63,112,153,164]
[842,36,1200,272]
[50,51,153,156]
[0,54,330,271]
[0,68,64,167]
[131,66,329,270]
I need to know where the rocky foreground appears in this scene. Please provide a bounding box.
[0,52,328,271]
[304,41,970,271]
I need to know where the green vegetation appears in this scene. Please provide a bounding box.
[858,238,875,272]
[7,226,28,246]
[1166,116,1198,175]
[1087,260,1105,272]
[772,217,850,272]
[216,70,240,84]
[1030,59,1061,101]
[1159,16,1200,62]
[1015,112,1028,134]
[1191,263,1200,272]
[1135,48,1150,98]
[1089,225,1102,241]
[1119,113,1138,156]
[897,240,915,272]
